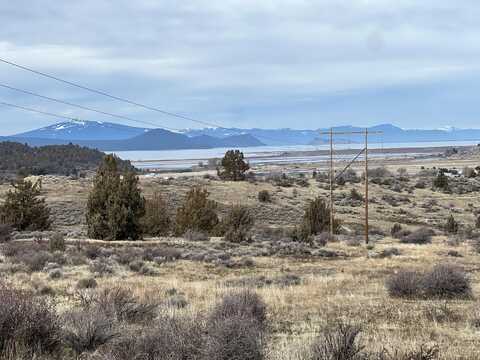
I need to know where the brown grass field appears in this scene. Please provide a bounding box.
[1,152,480,359]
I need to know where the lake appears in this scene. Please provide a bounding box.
[113,140,478,170]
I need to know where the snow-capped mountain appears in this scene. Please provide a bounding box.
[15,120,150,140]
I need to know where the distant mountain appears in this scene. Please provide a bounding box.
[182,128,319,145]
[7,121,480,151]
[3,123,264,151]
[15,120,149,140]
[310,124,480,144]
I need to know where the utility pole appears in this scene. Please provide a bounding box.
[329,128,334,240]
[364,128,369,244]
[318,128,382,244]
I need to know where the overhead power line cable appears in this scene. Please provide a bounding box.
[0,57,223,129]
[0,57,304,146]
[0,82,181,132]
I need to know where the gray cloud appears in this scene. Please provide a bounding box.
[1,0,480,134]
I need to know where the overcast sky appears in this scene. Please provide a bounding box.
[1,0,479,135]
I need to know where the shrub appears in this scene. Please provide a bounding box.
[175,187,219,235]
[309,322,364,360]
[349,188,363,201]
[49,232,66,252]
[386,264,472,299]
[108,314,204,360]
[86,155,145,240]
[142,191,171,236]
[258,190,271,203]
[184,229,209,242]
[400,227,434,244]
[204,315,265,360]
[445,214,459,234]
[0,179,51,231]
[390,223,402,237]
[222,205,255,243]
[0,284,60,355]
[21,251,54,272]
[422,264,472,299]
[76,278,98,289]
[433,171,448,190]
[386,270,423,298]
[85,287,157,324]
[210,290,267,326]
[294,197,339,242]
[336,176,346,186]
[62,308,117,355]
[0,223,13,243]
[217,149,250,181]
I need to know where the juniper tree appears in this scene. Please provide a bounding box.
[175,187,218,235]
[0,178,51,231]
[217,150,250,181]
[294,196,339,242]
[86,155,145,240]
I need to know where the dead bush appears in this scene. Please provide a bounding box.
[309,322,364,360]
[204,315,265,360]
[184,229,209,242]
[400,227,434,244]
[210,289,267,327]
[0,283,60,355]
[84,287,157,324]
[62,307,117,355]
[386,270,423,298]
[421,264,472,299]
[386,264,472,300]
[108,314,204,360]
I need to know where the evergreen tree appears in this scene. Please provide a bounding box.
[294,196,339,242]
[142,192,171,236]
[0,178,51,231]
[175,187,218,235]
[86,155,145,240]
[217,150,250,181]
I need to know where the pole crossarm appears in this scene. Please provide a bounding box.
[322,129,383,245]
[317,131,383,135]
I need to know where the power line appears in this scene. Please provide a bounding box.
[0,100,117,125]
[0,57,302,146]
[0,82,181,132]
[0,57,224,129]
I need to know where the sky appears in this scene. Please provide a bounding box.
[1,0,480,135]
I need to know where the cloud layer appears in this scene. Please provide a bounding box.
[1,0,479,134]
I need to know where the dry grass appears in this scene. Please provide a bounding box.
[2,155,480,358]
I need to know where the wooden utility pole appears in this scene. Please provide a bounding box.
[318,128,382,244]
[329,128,334,240]
[364,128,369,244]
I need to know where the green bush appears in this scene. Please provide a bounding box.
[433,171,449,190]
[0,178,51,231]
[257,190,271,203]
[0,223,13,243]
[86,155,145,240]
[222,206,255,243]
[175,187,219,235]
[142,191,171,236]
[294,197,340,242]
[217,150,250,181]
[445,214,459,234]
[49,232,66,252]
